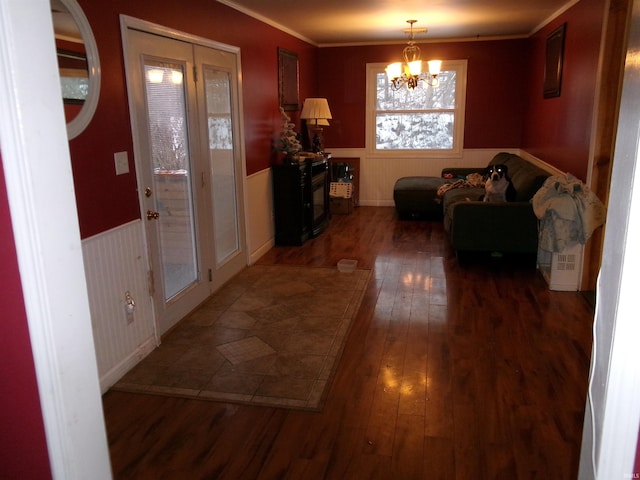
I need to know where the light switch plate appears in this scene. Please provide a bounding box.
[114,151,129,175]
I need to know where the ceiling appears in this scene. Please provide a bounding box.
[51,0,83,43]
[218,0,578,46]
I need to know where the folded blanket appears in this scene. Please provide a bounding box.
[437,173,485,197]
[532,174,606,252]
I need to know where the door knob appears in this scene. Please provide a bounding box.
[146,210,160,220]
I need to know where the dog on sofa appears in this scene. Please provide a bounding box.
[483,164,515,202]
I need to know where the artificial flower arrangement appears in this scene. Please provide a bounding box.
[276,107,302,162]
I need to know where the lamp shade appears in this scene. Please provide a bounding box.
[300,98,332,121]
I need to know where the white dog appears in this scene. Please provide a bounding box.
[483,164,514,202]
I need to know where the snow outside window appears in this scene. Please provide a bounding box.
[366,60,467,156]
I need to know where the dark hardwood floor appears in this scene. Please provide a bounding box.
[103,206,594,479]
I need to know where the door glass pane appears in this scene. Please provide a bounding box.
[202,66,239,265]
[144,61,198,300]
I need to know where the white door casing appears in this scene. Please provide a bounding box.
[121,17,248,335]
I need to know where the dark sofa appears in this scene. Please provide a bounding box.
[441,152,552,260]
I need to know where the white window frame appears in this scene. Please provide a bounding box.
[365,59,468,158]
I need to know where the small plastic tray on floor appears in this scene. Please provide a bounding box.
[337,259,358,272]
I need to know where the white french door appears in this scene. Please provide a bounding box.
[124,26,246,335]
[194,45,247,292]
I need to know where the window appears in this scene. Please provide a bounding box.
[366,60,467,156]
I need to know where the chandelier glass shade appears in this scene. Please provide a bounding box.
[386,20,442,90]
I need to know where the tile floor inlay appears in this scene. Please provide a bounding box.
[111,265,371,410]
[216,336,276,365]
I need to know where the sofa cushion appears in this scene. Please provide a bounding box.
[442,186,485,212]
[442,187,485,232]
[393,176,448,219]
[489,153,550,202]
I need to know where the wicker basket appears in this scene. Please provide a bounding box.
[329,182,352,198]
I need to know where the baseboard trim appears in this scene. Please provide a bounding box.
[98,335,157,393]
[249,238,275,265]
[359,200,396,207]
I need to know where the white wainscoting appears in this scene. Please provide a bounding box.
[82,220,156,393]
[326,148,518,207]
[83,170,275,393]
[246,167,275,264]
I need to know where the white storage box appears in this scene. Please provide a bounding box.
[537,243,583,291]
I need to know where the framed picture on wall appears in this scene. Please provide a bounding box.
[543,23,566,99]
[278,48,299,111]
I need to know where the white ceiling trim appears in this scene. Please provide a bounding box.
[216,0,532,49]
[530,0,582,35]
[218,0,585,47]
[217,0,318,46]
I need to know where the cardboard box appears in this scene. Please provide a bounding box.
[330,196,353,214]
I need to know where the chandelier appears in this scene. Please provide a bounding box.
[385,20,442,90]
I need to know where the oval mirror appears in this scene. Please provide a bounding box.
[51,0,101,139]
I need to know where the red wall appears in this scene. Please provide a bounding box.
[72,0,317,238]
[69,0,605,237]
[0,153,52,479]
[522,0,605,180]
[319,0,605,183]
[317,39,530,149]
